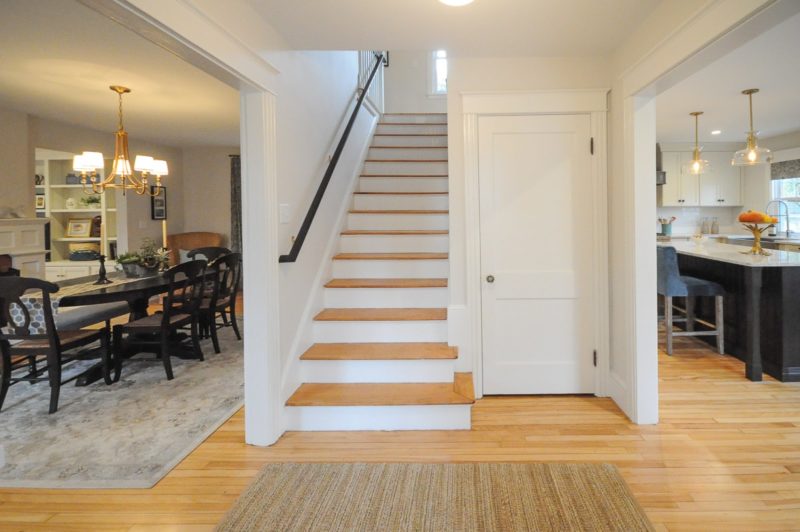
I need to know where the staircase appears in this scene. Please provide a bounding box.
[285,113,474,431]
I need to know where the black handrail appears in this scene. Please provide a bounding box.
[279,52,384,263]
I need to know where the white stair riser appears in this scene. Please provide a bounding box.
[332,259,449,278]
[340,234,448,253]
[376,124,447,135]
[381,114,447,124]
[348,213,448,231]
[359,177,448,193]
[324,287,447,308]
[299,359,454,383]
[372,135,447,148]
[353,194,448,210]
[284,405,471,431]
[363,161,448,176]
[313,320,447,343]
[368,147,448,161]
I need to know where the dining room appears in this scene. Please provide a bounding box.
[0,0,244,489]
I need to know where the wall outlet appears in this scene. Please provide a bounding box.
[279,203,290,224]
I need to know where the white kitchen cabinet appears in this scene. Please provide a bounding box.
[659,151,699,206]
[699,151,743,206]
[44,262,111,282]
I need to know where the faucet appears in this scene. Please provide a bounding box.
[765,200,790,238]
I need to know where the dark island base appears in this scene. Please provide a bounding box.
[676,254,800,382]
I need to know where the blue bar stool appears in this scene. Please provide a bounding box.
[657,246,725,355]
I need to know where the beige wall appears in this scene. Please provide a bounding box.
[384,51,447,114]
[181,146,238,244]
[0,106,34,216]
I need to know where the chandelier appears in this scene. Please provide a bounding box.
[73,85,166,196]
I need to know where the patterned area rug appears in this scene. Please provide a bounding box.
[217,463,654,531]
[0,326,243,488]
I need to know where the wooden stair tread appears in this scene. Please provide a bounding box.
[300,342,457,360]
[369,146,447,149]
[379,122,447,126]
[333,252,448,260]
[286,381,473,406]
[382,113,447,115]
[353,192,448,195]
[325,278,447,288]
[349,209,448,214]
[365,159,447,163]
[373,134,447,137]
[341,230,448,235]
[314,308,447,321]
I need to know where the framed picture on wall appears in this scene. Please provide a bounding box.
[35,194,46,210]
[151,186,167,220]
[65,218,93,238]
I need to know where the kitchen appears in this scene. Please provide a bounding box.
[655,9,800,384]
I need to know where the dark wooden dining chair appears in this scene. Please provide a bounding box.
[0,277,112,414]
[188,246,231,263]
[112,260,206,381]
[199,253,242,353]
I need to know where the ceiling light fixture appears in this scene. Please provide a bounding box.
[73,85,164,196]
[732,88,772,166]
[438,0,474,6]
[684,112,710,175]
[711,130,722,135]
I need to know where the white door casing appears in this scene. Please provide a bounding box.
[479,114,595,394]
[461,90,609,400]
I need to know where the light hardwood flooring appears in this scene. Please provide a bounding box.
[2,334,800,530]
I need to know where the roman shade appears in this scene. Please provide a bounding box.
[771,159,800,180]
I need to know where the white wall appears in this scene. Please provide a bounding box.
[446,56,611,374]
[0,106,34,217]
[384,51,447,114]
[182,146,239,244]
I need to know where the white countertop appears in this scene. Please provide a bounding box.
[660,240,800,268]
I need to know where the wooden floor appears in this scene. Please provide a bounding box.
[2,334,800,531]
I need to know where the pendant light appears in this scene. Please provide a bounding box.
[683,111,710,175]
[732,88,772,166]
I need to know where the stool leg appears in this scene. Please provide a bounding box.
[715,295,725,354]
[686,296,695,332]
[665,296,673,355]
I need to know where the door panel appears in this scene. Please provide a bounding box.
[479,114,595,395]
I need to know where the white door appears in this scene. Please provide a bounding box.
[479,114,595,395]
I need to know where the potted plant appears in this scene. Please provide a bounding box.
[116,238,169,278]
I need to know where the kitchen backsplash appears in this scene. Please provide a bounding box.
[656,206,745,235]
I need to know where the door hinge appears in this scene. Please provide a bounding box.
[590,137,594,155]
[593,350,597,367]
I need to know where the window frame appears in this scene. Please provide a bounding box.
[770,177,800,234]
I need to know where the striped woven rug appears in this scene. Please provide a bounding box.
[217,463,653,531]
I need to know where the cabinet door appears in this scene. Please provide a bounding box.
[659,152,682,206]
[45,266,66,282]
[701,152,741,206]
[62,265,91,280]
[679,153,700,206]
[699,171,719,206]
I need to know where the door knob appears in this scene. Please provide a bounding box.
[486,275,495,283]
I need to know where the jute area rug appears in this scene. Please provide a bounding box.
[217,463,654,531]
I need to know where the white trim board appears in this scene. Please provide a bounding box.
[458,89,610,400]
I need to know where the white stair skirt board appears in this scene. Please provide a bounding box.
[347,212,449,231]
[284,404,471,431]
[299,359,455,383]
[353,193,449,211]
[332,258,449,278]
[359,177,449,193]
[363,161,449,176]
[368,147,448,161]
[380,114,448,124]
[324,287,448,308]
[376,124,448,135]
[339,234,448,253]
[313,320,447,343]
[372,135,448,148]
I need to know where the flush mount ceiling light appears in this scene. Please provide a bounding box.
[438,0,474,6]
[684,112,710,175]
[732,88,772,166]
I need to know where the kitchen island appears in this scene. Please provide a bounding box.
[661,240,800,382]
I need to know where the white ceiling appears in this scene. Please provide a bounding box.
[0,0,239,147]
[247,0,661,56]
[656,11,800,144]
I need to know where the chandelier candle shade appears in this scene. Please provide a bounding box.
[732,88,773,166]
[72,86,165,197]
[684,111,710,175]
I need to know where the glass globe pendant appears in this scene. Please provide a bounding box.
[732,89,772,166]
[683,111,710,175]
